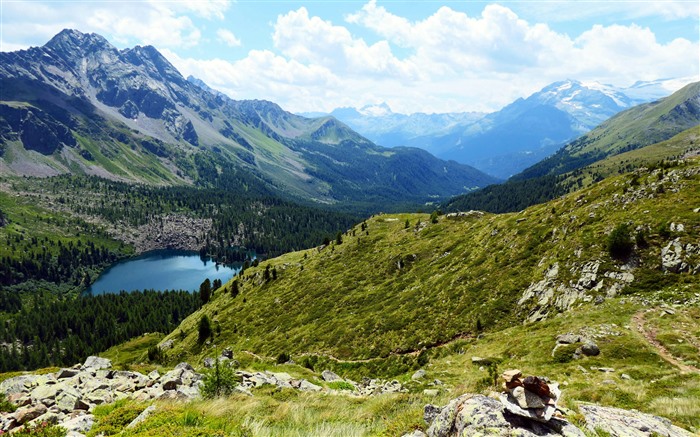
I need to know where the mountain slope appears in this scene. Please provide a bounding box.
[403,79,644,178]
[0,29,497,209]
[162,155,700,363]
[445,83,700,213]
[303,103,485,149]
[515,81,700,180]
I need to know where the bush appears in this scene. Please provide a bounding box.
[198,315,212,343]
[607,223,633,259]
[0,393,16,413]
[276,352,290,364]
[201,358,241,398]
[147,345,164,364]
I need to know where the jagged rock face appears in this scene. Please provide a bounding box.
[0,104,76,155]
[0,29,199,146]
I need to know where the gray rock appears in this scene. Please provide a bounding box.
[147,370,160,380]
[423,389,439,397]
[298,380,322,392]
[0,375,39,395]
[321,370,342,382]
[556,334,581,344]
[82,356,112,371]
[511,386,545,409]
[126,405,156,429]
[580,342,600,356]
[221,348,234,359]
[159,339,174,350]
[56,368,80,379]
[203,358,215,368]
[424,404,442,424]
[13,404,47,424]
[661,239,686,273]
[59,413,94,434]
[412,369,426,381]
[401,431,427,437]
[579,403,693,437]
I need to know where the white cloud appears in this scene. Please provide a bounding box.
[217,29,242,47]
[272,7,418,79]
[0,0,230,51]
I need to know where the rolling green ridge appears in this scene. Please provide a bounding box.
[445,82,699,213]
[161,155,700,369]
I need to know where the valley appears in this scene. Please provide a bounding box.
[0,22,698,437]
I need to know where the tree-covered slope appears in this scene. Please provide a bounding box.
[161,156,700,364]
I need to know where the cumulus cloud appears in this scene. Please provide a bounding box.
[1,0,230,50]
[217,29,242,47]
[272,7,418,79]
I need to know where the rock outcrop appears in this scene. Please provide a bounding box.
[0,357,202,435]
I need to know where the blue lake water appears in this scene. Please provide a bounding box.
[86,250,242,295]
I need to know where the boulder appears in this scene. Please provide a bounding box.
[556,334,581,344]
[321,370,343,382]
[56,368,80,379]
[13,404,47,424]
[411,369,426,381]
[579,404,693,437]
[0,375,39,395]
[59,413,94,434]
[82,356,112,371]
[661,239,686,273]
[221,348,234,359]
[580,342,600,357]
[298,380,322,392]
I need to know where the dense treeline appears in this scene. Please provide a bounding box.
[0,238,120,287]
[0,289,200,372]
[21,175,358,258]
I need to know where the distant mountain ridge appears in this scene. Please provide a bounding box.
[317,78,690,179]
[0,29,498,210]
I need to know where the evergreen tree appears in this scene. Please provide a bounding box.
[200,278,212,304]
[198,315,212,343]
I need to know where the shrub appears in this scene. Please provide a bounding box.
[607,223,633,259]
[201,358,241,398]
[147,345,164,364]
[0,393,16,413]
[198,315,212,343]
[276,352,290,364]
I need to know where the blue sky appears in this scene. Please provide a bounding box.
[1,0,698,114]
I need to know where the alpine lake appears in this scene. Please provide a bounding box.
[85,250,243,295]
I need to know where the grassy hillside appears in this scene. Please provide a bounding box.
[161,156,700,371]
[90,295,699,435]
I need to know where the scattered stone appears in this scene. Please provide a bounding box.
[13,404,47,424]
[411,369,426,381]
[423,389,439,397]
[159,339,174,350]
[203,358,215,368]
[401,430,427,437]
[297,380,322,392]
[592,367,615,373]
[221,348,234,359]
[621,374,632,380]
[82,356,112,371]
[470,356,491,365]
[580,342,600,357]
[321,370,342,382]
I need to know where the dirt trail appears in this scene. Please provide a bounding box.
[632,309,700,373]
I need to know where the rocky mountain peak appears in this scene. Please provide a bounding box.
[44,29,115,60]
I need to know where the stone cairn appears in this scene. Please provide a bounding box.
[499,369,561,422]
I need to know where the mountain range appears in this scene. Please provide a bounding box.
[0,29,497,211]
[318,78,691,179]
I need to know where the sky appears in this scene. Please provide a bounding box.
[1,0,698,114]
